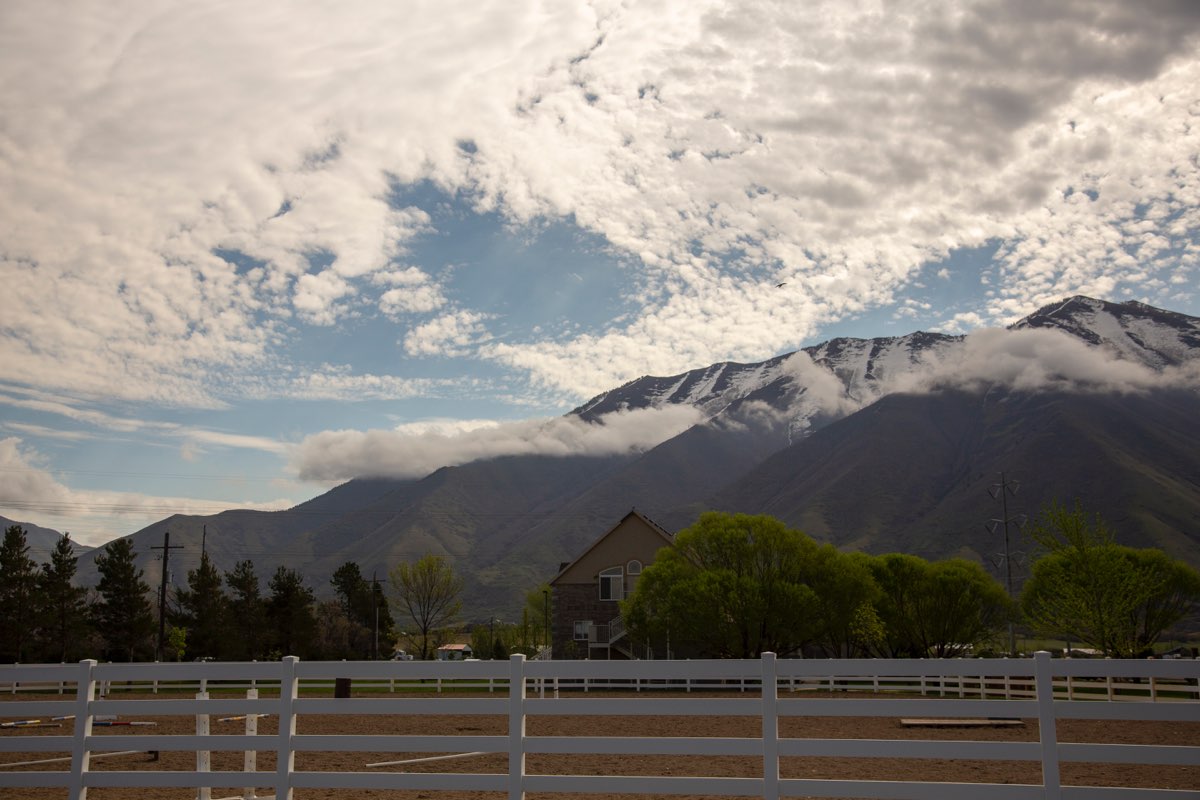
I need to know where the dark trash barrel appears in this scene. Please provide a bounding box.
[334,677,351,698]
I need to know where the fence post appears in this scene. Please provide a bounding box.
[243,688,259,800]
[761,652,779,800]
[67,659,98,800]
[274,656,299,800]
[508,654,527,800]
[196,690,211,800]
[1034,651,1061,800]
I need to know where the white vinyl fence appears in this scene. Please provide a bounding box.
[1,652,1197,800]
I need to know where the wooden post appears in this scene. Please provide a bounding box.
[243,688,259,800]
[508,654,526,800]
[274,657,299,800]
[196,690,211,800]
[1034,651,1061,800]
[67,659,97,800]
[761,652,779,800]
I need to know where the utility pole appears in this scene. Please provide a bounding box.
[543,588,550,656]
[987,473,1025,657]
[372,571,380,660]
[151,531,185,662]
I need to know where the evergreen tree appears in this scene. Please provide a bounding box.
[331,561,395,658]
[0,525,39,662]
[92,538,155,661]
[34,534,90,663]
[225,560,266,661]
[266,566,317,657]
[173,551,229,660]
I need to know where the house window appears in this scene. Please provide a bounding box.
[573,620,591,640]
[599,566,623,601]
[626,560,642,594]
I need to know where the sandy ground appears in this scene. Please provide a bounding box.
[2,691,1198,799]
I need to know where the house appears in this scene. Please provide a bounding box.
[436,643,473,661]
[548,509,674,660]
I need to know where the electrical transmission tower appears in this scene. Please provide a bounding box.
[987,472,1025,656]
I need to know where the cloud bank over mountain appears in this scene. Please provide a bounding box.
[292,404,704,482]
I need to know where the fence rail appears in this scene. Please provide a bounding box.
[1,653,1197,800]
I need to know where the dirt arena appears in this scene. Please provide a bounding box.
[3,691,1198,799]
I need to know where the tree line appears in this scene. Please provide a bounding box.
[623,506,1200,659]
[0,525,429,663]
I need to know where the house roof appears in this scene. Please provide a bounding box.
[438,643,472,651]
[549,508,674,585]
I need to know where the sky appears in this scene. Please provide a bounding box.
[1,0,1199,547]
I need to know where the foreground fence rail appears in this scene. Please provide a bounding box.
[1,652,1197,799]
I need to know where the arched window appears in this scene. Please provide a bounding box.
[599,566,623,601]
[625,560,643,595]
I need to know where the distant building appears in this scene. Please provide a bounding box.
[436,643,473,661]
[548,509,674,659]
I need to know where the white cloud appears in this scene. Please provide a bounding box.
[889,327,1200,396]
[291,405,704,482]
[403,311,492,357]
[0,438,292,546]
[0,0,1197,411]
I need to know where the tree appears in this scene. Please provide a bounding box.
[0,525,39,662]
[34,534,90,663]
[868,554,1012,658]
[866,553,929,658]
[913,559,1011,657]
[1020,501,1200,657]
[522,583,552,654]
[92,538,155,662]
[390,554,462,661]
[623,512,821,658]
[331,561,395,658]
[173,551,228,660]
[265,566,317,658]
[225,561,266,661]
[808,549,882,657]
[312,600,356,660]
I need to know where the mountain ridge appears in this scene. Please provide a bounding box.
[24,295,1200,621]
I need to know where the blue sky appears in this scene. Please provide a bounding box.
[1,0,1199,546]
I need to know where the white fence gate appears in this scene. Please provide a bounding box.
[1,652,1197,799]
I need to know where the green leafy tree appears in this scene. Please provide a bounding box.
[808,549,882,657]
[0,525,39,662]
[92,538,155,662]
[868,554,1011,657]
[34,534,90,663]
[312,599,356,660]
[165,625,188,662]
[914,559,1011,657]
[522,583,552,654]
[623,512,821,658]
[173,551,229,660]
[225,560,266,661]
[1020,501,1200,657]
[390,554,462,660]
[866,553,929,657]
[265,566,317,657]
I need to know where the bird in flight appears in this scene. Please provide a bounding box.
[775,282,787,288]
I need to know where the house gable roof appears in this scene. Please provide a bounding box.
[549,508,674,585]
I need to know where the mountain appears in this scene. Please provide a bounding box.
[68,296,1200,621]
[0,515,93,566]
